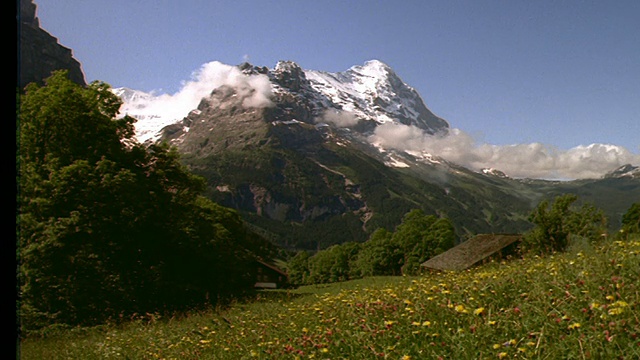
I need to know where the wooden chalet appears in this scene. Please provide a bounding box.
[254,259,289,289]
[421,234,522,271]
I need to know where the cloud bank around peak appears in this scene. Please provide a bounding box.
[119,61,273,142]
[314,109,360,128]
[369,123,640,180]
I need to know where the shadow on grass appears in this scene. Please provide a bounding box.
[249,288,315,303]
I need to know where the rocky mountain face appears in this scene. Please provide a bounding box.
[18,0,86,89]
[604,164,640,179]
[115,60,639,250]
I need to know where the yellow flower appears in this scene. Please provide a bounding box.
[422,321,431,327]
[493,344,501,349]
[497,352,508,359]
[474,307,485,316]
[401,356,412,360]
[608,307,624,315]
[568,323,581,330]
[454,304,468,313]
[321,348,329,353]
[612,301,629,308]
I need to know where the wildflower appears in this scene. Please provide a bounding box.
[612,300,628,308]
[474,307,486,316]
[454,305,468,313]
[401,356,412,360]
[320,348,329,353]
[493,344,501,349]
[497,352,508,359]
[568,323,581,330]
[384,320,396,328]
[422,321,431,327]
[513,307,521,315]
[502,339,516,347]
[608,307,625,315]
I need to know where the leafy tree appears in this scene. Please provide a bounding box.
[18,71,264,330]
[393,210,438,254]
[351,210,455,277]
[290,209,456,285]
[307,242,361,284]
[401,217,455,275]
[522,194,607,255]
[351,228,401,277]
[286,251,310,285]
[620,202,640,238]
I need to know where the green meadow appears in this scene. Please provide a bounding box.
[20,235,639,359]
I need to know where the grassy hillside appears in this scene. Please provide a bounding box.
[20,236,639,359]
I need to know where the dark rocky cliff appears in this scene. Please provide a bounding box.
[18,0,86,89]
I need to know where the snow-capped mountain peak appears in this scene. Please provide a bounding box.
[114,60,449,144]
[304,60,448,134]
[604,164,640,179]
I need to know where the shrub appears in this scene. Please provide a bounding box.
[522,194,607,255]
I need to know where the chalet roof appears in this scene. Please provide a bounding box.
[421,234,522,271]
[256,259,288,277]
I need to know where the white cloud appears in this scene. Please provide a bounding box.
[369,123,640,179]
[120,61,273,142]
[315,109,360,128]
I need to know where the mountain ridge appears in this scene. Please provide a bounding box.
[18,0,86,88]
[110,60,639,250]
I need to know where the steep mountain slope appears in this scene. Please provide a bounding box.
[18,0,86,88]
[117,60,638,250]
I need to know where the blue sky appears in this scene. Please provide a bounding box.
[32,0,639,155]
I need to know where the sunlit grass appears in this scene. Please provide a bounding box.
[20,236,639,359]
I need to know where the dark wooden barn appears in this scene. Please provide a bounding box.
[254,259,289,289]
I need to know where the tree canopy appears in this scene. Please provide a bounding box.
[17,71,270,331]
[521,194,607,255]
[289,209,456,285]
[620,202,639,238]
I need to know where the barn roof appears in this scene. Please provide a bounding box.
[421,234,522,271]
[256,259,288,277]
